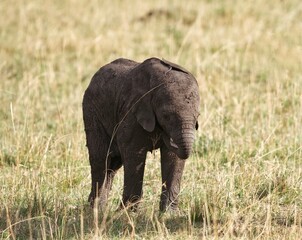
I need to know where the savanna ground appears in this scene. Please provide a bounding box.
[1,0,302,239]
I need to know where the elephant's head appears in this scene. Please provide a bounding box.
[130,58,200,159]
[153,67,200,159]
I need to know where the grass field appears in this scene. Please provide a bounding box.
[1,0,302,239]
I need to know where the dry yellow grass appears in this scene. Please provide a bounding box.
[1,0,302,239]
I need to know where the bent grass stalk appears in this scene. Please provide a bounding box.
[105,82,165,162]
[93,83,165,235]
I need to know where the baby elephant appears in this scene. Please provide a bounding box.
[83,57,200,212]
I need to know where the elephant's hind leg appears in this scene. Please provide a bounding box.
[85,123,110,208]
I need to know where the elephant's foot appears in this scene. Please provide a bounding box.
[159,192,180,213]
[120,195,142,211]
[88,190,109,211]
[88,192,94,206]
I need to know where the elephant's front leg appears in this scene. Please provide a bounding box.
[160,145,185,212]
[121,150,147,209]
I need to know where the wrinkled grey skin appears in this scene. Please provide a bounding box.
[83,57,200,212]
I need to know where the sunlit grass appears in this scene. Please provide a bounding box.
[1,0,302,238]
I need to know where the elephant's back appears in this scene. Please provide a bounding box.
[83,59,138,136]
[89,58,138,89]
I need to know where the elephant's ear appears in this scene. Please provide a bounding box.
[133,99,155,132]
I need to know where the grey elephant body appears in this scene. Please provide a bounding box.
[83,57,200,211]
